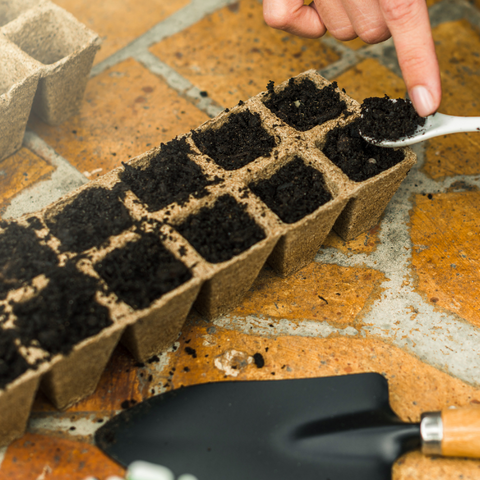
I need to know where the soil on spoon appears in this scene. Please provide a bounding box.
[12,262,112,356]
[175,195,266,264]
[191,110,277,171]
[249,157,333,224]
[0,328,31,389]
[322,118,405,182]
[359,95,426,142]
[120,137,220,212]
[263,78,348,131]
[95,232,192,310]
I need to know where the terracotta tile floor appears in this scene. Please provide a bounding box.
[2,1,480,479]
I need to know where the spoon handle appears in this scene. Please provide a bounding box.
[432,113,480,135]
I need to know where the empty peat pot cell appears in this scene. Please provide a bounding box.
[0,327,30,390]
[0,222,58,300]
[11,262,112,356]
[263,78,348,131]
[249,157,333,224]
[191,110,277,170]
[322,118,405,182]
[94,232,192,311]
[120,137,220,212]
[174,195,266,264]
[45,185,134,253]
[359,95,426,143]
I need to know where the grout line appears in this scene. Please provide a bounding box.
[0,446,6,469]
[91,0,238,78]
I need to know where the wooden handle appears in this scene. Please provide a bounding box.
[441,406,480,458]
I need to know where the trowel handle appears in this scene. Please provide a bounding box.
[421,407,480,458]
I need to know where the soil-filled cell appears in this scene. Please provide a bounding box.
[263,78,347,131]
[0,222,58,300]
[191,110,276,170]
[45,185,134,253]
[249,157,333,224]
[175,195,266,263]
[120,137,220,212]
[0,328,30,390]
[95,232,192,310]
[322,119,405,182]
[12,263,112,356]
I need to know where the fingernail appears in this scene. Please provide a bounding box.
[410,85,435,117]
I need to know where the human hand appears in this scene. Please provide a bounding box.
[263,0,441,117]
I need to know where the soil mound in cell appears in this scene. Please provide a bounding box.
[191,110,277,171]
[359,95,426,142]
[0,223,58,300]
[12,263,112,356]
[250,157,332,224]
[175,195,266,264]
[263,78,347,131]
[45,185,133,253]
[120,137,220,212]
[95,232,192,310]
[322,118,405,182]
[0,328,30,389]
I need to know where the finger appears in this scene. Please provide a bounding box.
[380,0,441,116]
[313,0,356,41]
[263,0,327,38]
[340,0,391,44]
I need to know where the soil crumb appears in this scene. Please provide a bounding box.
[250,157,332,224]
[322,118,405,182]
[253,352,265,368]
[95,232,192,310]
[175,195,266,264]
[0,222,58,300]
[45,185,133,253]
[12,263,112,356]
[0,328,31,389]
[192,110,277,170]
[359,95,426,142]
[264,78,347,131]
[120,137,220,212]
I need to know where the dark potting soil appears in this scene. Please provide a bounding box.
[45,185,133,253]
[359,95,426,142]
[0,328,31,389]
[12,263,112,356]
[191,110,277,171]
[322,118,405,182]
[175,195,266,264]
[249,157,332,224]
[95,232,192,310]
[263,78,347,132]
[0,222,58,300]
[120,137,220,212]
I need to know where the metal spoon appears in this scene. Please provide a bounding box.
[361,112,480,148]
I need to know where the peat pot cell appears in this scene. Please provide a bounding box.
[94,232,192,311]
[175,195,266,264]
[120,137,220,212]
[263,78,347,132]
[45,185,134,253]
[191,110,277,171]
[0,328,31,390]
[0,0,38,28]
[249,157,333,224]
[0,222,58,300]
[11,263,112,356]
[322,119,405,182]
[0,41,35,96]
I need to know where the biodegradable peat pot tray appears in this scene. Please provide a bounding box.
[1,0,101,126]
[0,37,40,162]
[0,69,417,445]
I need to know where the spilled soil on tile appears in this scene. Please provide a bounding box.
[95,232,192,310]
[322,118,405,182]
[263,78,348,131]
[249,156,332,224]
[192,110,277,170]
[175,195,266,263]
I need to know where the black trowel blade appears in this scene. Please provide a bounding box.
[95,373,420,480]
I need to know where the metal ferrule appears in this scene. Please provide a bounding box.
[421,411,443,456]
